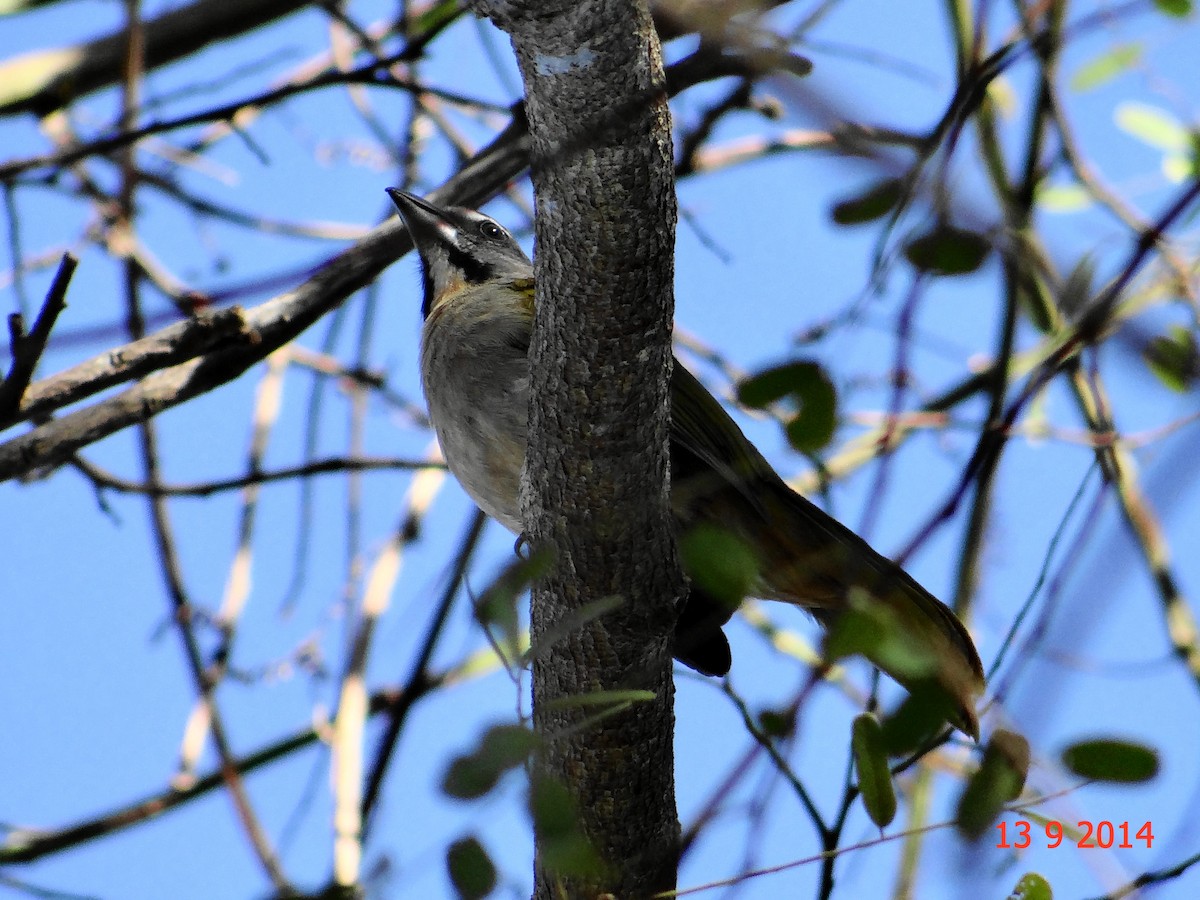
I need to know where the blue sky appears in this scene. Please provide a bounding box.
[3,1,1200,898]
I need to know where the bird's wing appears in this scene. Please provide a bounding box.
[669,356,984,736]
[668,358,780,514]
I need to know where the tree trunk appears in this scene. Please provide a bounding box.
[472,1,682,896]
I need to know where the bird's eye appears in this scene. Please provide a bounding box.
[478,220,503,240]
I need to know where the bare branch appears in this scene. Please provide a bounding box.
[0,252,75,419]
[0,0,311,117]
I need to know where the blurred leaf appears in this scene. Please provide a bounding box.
[0,0,56,14]
[1163,148,1199,183]
[852,713,897,828]
[758,707,795,738]
[904,226,990,275]
[878,682,957,756]
[1071,43,1141,91]
[956,730,1030,839]
[1058,254,1096,318]
[1144,325,1198,392]
[543,689,656,711]
[407,0,463,35]
[831,178,904,225]
[446,836,496,900]
[680,524,758,610]
[529,773,576,837]
[478,724,538,767]
[448,630,531,681]
[737,360,837,452]
[825,590,938,682]
[956,764,1015,839]
[1008,872,1054,900]
[986,75,1017,118]
[1154,0,1193,17]
[1036,183,1092,213]
[442,724,539,799]
[1062,738,1160,783]
[528,774,604,880]
[443,755,498,800]
[1115,102,1190,153]
[474,549,554,656]
[991,729,1032,798]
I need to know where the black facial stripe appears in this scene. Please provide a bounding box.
[447,246,495,285]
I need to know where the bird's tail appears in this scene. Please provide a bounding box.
[755,479,985,738]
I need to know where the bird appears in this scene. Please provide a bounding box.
[387,188,985,737]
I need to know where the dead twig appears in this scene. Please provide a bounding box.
[0,253,76,419]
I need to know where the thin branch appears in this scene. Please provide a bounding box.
[70,452,439,496]
[0,687,421,865]
[0,253,76,419]
[1,304,250,430]
[329,467,457,884]
[360,509,488,835]
[1088,846,1200,899]
[0,0,312,117]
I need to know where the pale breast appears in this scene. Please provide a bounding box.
[420,297,531,534]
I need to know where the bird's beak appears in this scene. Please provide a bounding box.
[387,188,456,251]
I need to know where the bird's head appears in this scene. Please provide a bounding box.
[387,189,532,319]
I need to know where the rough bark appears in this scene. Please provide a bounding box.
[473,1,682,897]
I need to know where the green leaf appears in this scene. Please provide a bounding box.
[987,76,1017,119]
[528,774,605,880]
[442,755,499,800]
[1115,102,1190,153]
[1058,254,1096,318]
[956,730,1030,839]
[852,713,897,828]
[680,523,759,610]
[446,836,496,900]
[474,550,554,655]
[904,226,990,276]
[1154,0,1192,17]
[878,682,958,756]
[991,729,1031,798]
[831,178,904,225]
[757,707,795,738]
[543,689,657,711]
[1008,872,1054,900]
[1036,183,1092,213]
[1070,43,1141,92]
[1061,738,1160,783]
[824,590,938,682]
[1163,153,1197,183]
[1144,325,1198,392]
[737,360,837,453]
[442,724,540,799]
[406,0,463,35]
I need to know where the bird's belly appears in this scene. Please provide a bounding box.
[424,368,528,533]
[434,414,524,532]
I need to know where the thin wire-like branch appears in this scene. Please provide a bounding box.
[70,453,439,496]
[670,784,1086,897]
[1088,846,1200,900]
